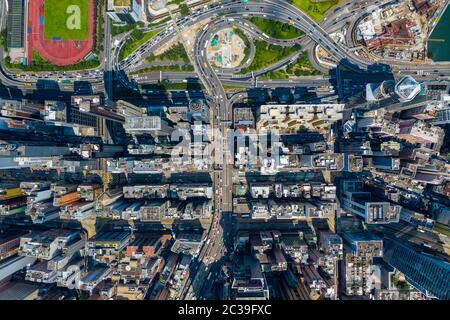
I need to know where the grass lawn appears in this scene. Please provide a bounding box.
[241,41,300,74]
[261,52,322,80]
[433,223,450,237]
[129,64,194,75]
[44,0,90,40]
[248,17,303,39]
[261,69,290,80]
[234,28,251,65]
[223,84,250,90]
[290,0,339,22]
[120,28,163,61]
[146,43,190,64]
[5,50,99,71]
[111,21,140,38]
[287,52,323,76]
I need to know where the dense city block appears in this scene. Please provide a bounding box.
[0,0,448,303]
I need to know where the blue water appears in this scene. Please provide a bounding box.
[428,6,450,62]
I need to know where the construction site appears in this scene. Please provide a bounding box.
[206,28,247,69]
[355,0,447,62]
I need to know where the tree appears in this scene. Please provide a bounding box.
[179,4,190,16]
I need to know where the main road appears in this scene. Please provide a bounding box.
[180,10,238,301]
[120,0,377,74]
[2,0,449,93]
[117,0,450,87]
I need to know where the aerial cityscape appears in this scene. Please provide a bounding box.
[0,0,449,303]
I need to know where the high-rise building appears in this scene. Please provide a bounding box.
[383,238,450,300]
[340,180,401,224]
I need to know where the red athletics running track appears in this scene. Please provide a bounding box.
[27,0,94,66]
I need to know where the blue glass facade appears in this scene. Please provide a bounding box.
[384,239,450,300]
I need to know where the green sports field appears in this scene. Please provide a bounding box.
[44,0,89,40]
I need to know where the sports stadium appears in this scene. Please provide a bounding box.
[27,0,94,66]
